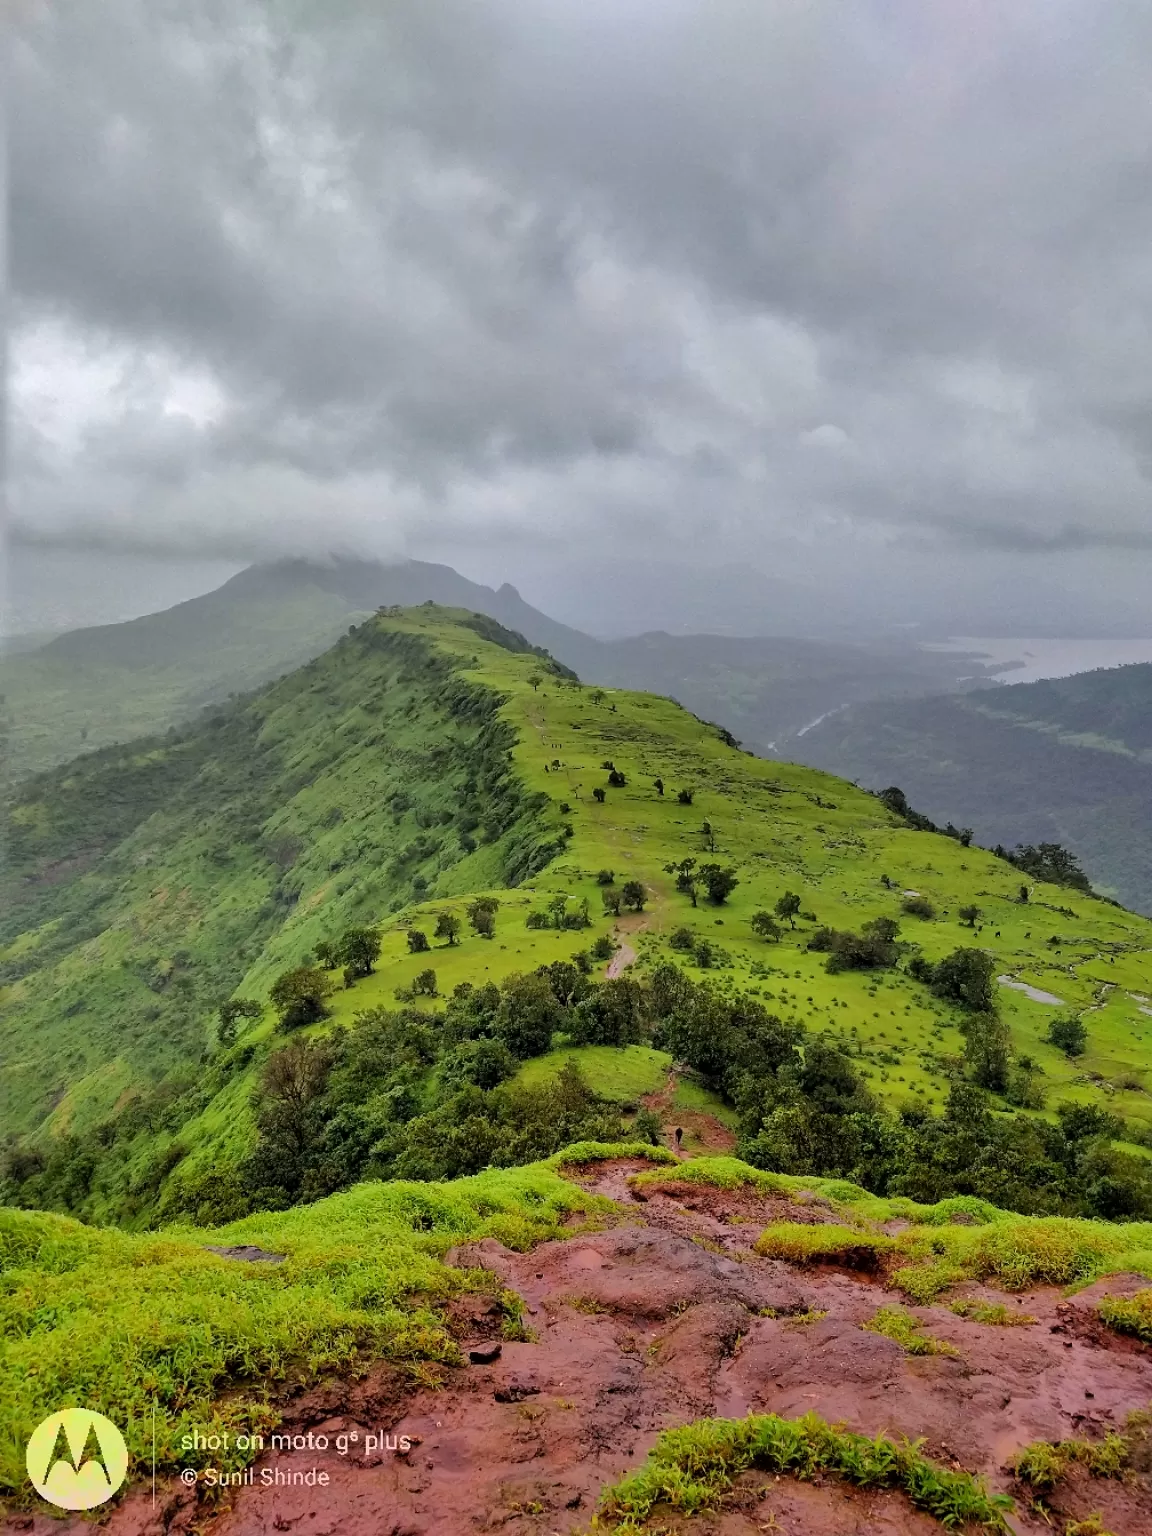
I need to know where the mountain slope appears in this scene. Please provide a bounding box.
[797,664,1152,914]
[0,613,565,1140]
[4,606,1152,1234]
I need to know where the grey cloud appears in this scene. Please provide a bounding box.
[8,0,1152,572]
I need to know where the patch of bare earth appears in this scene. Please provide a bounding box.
[16,1162,1151,1536]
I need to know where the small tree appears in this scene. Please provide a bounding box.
[700,819,718,853]
[965,1010,1012,1093]
[591,934,616,961]
[217,998,262,1046]
[664,857,700,906]
[467,896,500,938]
[407,928,431,954]
[677,788,694,805]
[669,926,695,951]
[750,911,782,942]
[699,864,738,904]
[1047,1013,1088,1058]
[435,911,462,946]
[336,925,381,978]
[592,787,606,803]
[269,966,333,1031]
[958,904,981,928]
[775,892,802,929]
[608,769,627,788]
[527,672,543,691]
[602,889,623,916]
[901,896,935,920]
[654,778,665,797]
[1017,884,1030,904]
[413,968,439,996]
[313,940,339,970]
[621,880,646,912]
[596,869,615,885]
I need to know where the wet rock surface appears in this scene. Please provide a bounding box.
[14,1162,1151,1536]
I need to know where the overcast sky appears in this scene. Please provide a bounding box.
[8,0,1152,623]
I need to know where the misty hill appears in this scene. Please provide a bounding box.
[4,606,1152,1238]
[796,664,1152,915]
[0,556,989,782]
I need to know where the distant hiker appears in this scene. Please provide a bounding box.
[674,1126,683,1149]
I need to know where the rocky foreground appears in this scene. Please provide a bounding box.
[17,1161,1152,1536]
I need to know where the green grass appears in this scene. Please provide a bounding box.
[948,1299,1037,1326]
[863,1304,960,1356]
[630,1156,786,1195]
[1010,1430,1133,1490]
[0,1162,608,1503]
[595,1410,1013,1531]
[754,1223,896,1267]
[514,1045,671,1103]
[1097,1288,1152,1343]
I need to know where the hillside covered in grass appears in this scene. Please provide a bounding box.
[3,605,1152,1230]
[798,662,1152,915]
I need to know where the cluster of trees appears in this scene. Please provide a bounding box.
[180,963,657,1212]
[995,842,1093,894]
[314,926,382,984]
[663,858,739,907]
[877,785,972,845]
[526,894,593,930]
[5,942,1150,1225]
[808,916,901,972]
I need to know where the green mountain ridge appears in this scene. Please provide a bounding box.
[4,606,1152,1234]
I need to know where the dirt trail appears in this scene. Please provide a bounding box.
[23,1162,1151,1536]
[606,943,637,978]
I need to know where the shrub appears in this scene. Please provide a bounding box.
[591,935,616,961]
[406,928,430,954]
[902,895,936,920]
[676,788,694,805]
[631,1108,664,1146]
[434,911,462,946]
[1047,1014,1088,1058]
[949,1299,1037,1326]
[669,927,695,951]
[596,869,615,885]
[621,881,646,912]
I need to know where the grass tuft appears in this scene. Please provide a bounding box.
[1010,1432,1130,1490]
[1097,1287,1152,1344]
[949,1299,1037,1326]
[594,1410,1013,1531]
[629,1155,787,1195]
[753,1222,895,1269]
[863,1305,960,1356]
[549,1140,679,1169]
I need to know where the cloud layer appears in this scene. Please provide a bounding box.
[10,0,1152,569]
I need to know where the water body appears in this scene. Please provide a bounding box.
[998,975,1066,1006]
[922,637,1152,686]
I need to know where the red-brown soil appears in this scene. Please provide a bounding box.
[12,1162,1151,1536]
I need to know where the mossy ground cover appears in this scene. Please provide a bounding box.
[593,1410,1013,1531]
[0,1157,626,1503]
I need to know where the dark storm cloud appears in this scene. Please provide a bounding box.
[9,0,1152,562]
